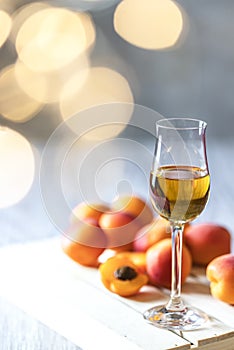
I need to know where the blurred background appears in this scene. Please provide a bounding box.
[1,0,234,140]
[0,0,233,249]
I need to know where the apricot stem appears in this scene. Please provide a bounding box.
[166,224,186,312]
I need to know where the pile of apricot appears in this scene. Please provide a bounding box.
[61,195,233,304]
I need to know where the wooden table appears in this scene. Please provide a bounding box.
[0,139,233,349]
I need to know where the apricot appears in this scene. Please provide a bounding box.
[61,220,108,267]
[70,201,110,224]
[146,238,192,289]
[99,255,148,296]
[99,212,141,250]
[133,217,171,252]
[116,252,147,273]
[206,254,234,304]
[111,195,153,227]
[184,223,231,265]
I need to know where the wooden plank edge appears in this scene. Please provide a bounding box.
[191,336,234,350]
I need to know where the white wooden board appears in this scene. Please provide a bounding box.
[0,238,233,350]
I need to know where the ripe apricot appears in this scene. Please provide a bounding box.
[146,238,192,289]
[70,201,110,224]
[99,212,141,250]
[133,217,171,252]
[206,254,234,304]
[99,255,148,296]
[111,195,153,226]
[116,251,147,273]
[184,223,231,265]
[61,220,107,267]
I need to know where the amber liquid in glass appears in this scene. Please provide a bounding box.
[150,165,210,223]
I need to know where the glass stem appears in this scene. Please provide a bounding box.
[166,224,186,312]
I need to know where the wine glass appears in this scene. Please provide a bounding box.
[143,118,210,331]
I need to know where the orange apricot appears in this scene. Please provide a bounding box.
[206,254,234,304]
[184,223,231,265]
[99,212,141,249]
[117,251,147,273]
[61,221,107,267]
[146,238,192,289]
[133,217,171,252]
[111,195,153,226]
[70,201,110,224]
[99,255,148,297]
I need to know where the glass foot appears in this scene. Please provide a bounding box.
[143,305,209,331]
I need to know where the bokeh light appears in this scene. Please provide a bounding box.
[60,67,134,140]
[12,3,95,54]
[10,2,51,44]
[79,11,96,51]
[0,65,43,122]
[15,7,93,72]
[114,0,183,50]
[0,127,35,208]
[14,55,90,104]
[0,10,12,48]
